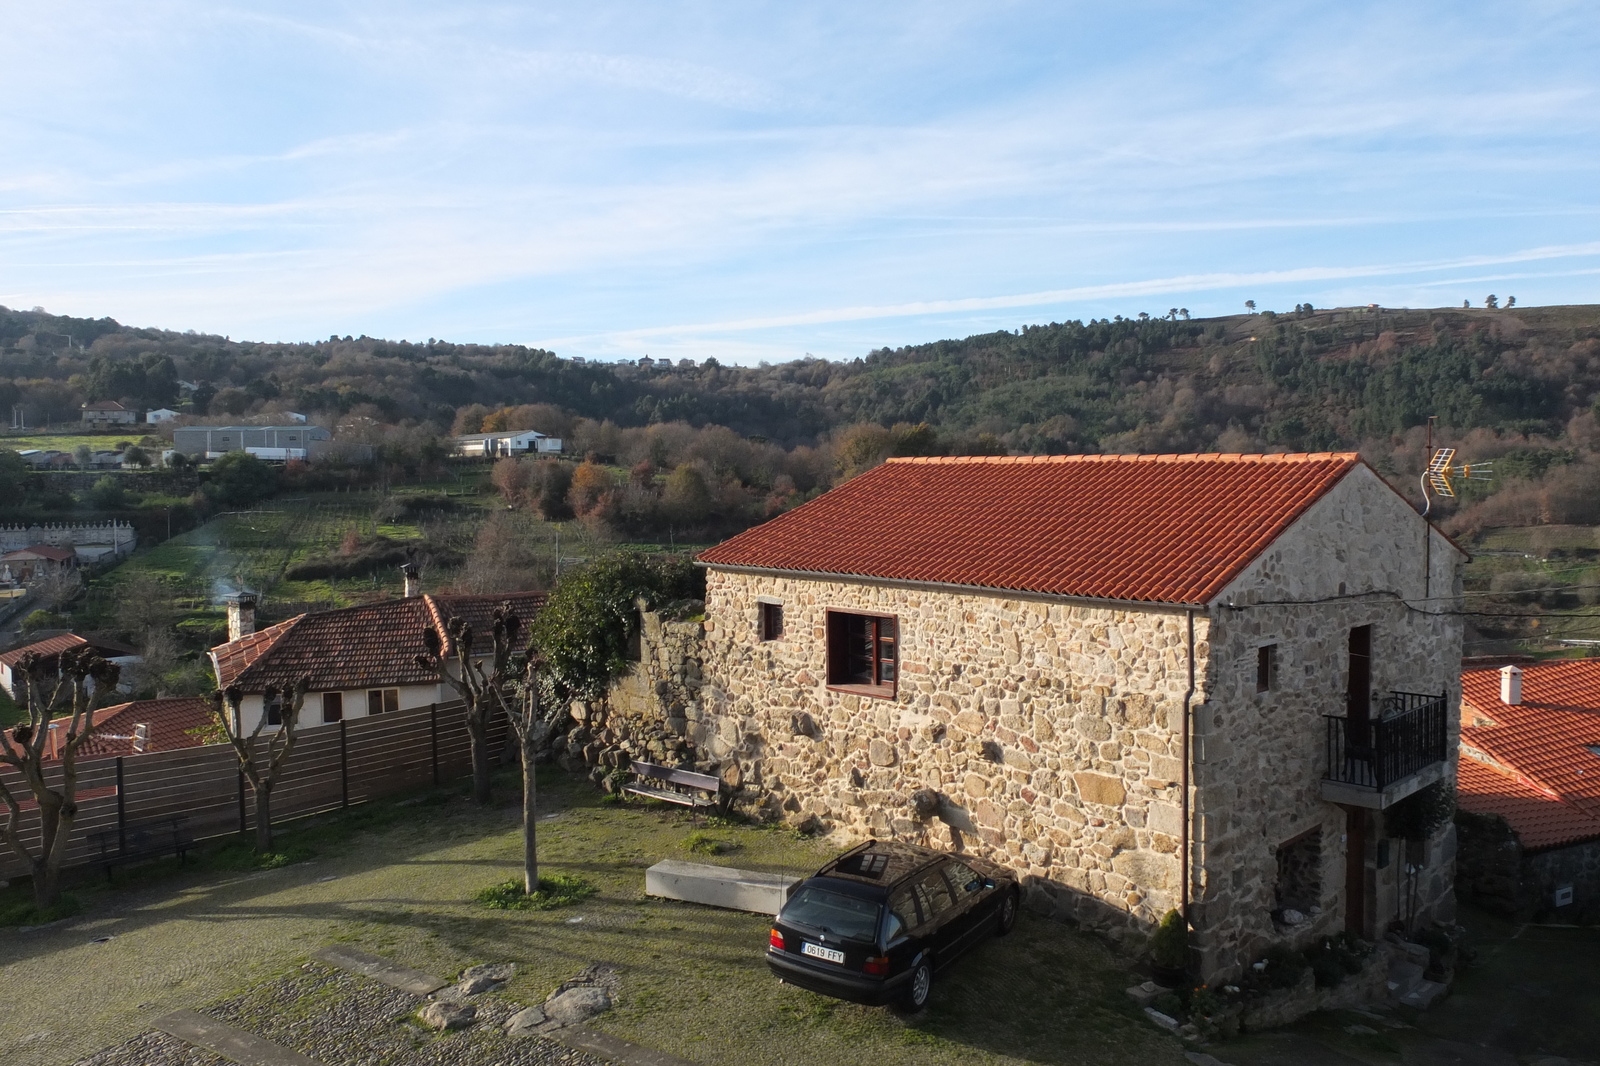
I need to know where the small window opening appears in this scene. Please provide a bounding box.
[625,609,643,662]
[759,601,784,642]
[367,688,398,715]
[826,611,897,692]
[1273,829,1322,918]
[264,696,283,726]
[322,691,344,723]
[1257,644,1278,693]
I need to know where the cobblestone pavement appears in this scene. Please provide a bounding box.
[77,963,605,1066]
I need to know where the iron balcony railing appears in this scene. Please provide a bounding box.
[1324,690,1449,790]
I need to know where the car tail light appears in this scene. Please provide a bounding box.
[770,928,785,949]
[863,955,890,975]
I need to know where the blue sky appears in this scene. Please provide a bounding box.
[2,1,1597,363]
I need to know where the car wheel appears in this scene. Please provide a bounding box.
[995,887,1019,937]
[897,960,932,1013]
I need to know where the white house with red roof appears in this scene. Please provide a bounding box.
[208,589,544,733]
[1456,661,1600,921]
[695,452,1466,980]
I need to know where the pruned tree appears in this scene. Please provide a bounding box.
[0,646,121,909]
[211,679,310,852]
[418,611,518,804]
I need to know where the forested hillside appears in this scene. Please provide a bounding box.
[5,301,1600,533]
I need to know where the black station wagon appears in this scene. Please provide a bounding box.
[766,840,1019,1011]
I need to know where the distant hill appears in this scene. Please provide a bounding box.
[6,301,1600,528]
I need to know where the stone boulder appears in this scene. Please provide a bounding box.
[504,1006,546,1036]
[418,1000,476,1031]
[544,985,612,1025]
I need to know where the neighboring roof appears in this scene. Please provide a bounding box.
[69,698,215,759]
[81,400,128,411]
[454,430,546,442]
[210,592,546,693]
[2,544,77,562]
[1457,756,1600,851]
[1460,660,1600,850]
[0,633,89,669]
[700,453,1378,605]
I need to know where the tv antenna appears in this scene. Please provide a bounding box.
[1420,418,1492,516]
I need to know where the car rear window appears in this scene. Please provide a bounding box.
[782,886,884,942]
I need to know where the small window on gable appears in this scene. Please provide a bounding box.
[1257,644,1279,693]
[322,691,343,723]
[759,601,784,642]
[367,688,398,715]
[264,695,283,727]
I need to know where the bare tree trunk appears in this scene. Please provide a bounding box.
[521,739,538,893]
[467,713,492,805]
[255,784,274,853]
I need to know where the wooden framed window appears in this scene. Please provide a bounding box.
[758,601,784,642]
[321,691,343,723]
[826,610,897,697]
[264,695,284,726]
[367,688,398,715]
[1257,644,1278,693]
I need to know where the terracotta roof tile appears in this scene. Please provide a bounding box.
[1460,661,1600,829]
[2,544,76,562]
[1456,754,1600,851]
[0,633,89,669]
[66,698,215,759]
[210,592,545,693]
[699,453,1367,604]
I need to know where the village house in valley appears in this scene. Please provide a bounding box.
[693,452,1466,980]
[208,584,544,733]
[1455,660,1600,922]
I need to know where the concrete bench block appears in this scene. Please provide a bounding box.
[645,859,801,915]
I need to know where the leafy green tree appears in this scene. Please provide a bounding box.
[202,451,278,508]
[537,461,575,521]
[1485,294,1498,309]
[123,444,149,468]
[73,444,93,470]
[88,475,125,510]
[663,464,713,527]
[1245,300,1256,313]
[527,551,700,705]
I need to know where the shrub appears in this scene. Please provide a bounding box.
[684,830,733,855]
[474,874,596,911]
[1149,908,1188,971]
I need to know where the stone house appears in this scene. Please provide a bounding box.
[691,452,1465,980]
[208,587,544,733]
[1455,661,1600,922]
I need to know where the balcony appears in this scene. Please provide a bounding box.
[1320,690,1451,809]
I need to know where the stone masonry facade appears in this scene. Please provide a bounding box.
[593,465,1464,984]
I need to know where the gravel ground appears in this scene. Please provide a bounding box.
[76,963,607,1066]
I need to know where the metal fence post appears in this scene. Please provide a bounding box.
[340,719,350,808]
[116,756,126,853]
[237,770,247,834]
[430,703,440,785]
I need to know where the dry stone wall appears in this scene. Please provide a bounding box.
[697,570,1206,948]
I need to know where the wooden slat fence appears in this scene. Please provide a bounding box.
[0,700,503,880]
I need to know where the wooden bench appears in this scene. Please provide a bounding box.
[87,815,194,881]
[625,760,720,811]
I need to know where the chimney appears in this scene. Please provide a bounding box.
[1500,664,1523,705]
[226,592,257,642]
[401,562,420,598]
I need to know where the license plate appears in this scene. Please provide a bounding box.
[801,941,845,965]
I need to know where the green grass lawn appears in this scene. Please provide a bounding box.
[0,768,1187,1066]
[0,431,162,454]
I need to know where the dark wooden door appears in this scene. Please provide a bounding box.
[1344,807,1367,936]
[1347,625,1372,744]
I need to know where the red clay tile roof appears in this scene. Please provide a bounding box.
[1460,661,1600,849]
[0,633,89,669]
[210,592,545,693]
[59,698,216,759]
[700,453,1373,604]
[2,544,76,562]
[81,400,128,411]
[1457,755,1600,851]
[211,616,304,688]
